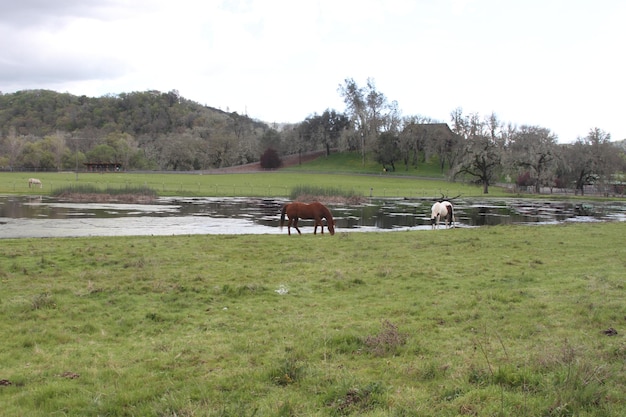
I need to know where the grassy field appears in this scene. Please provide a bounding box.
[1,223,625,416]
[1,171,495,199]
[0,152,509,198]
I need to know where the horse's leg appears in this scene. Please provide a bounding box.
[293,217,301,235]
[314,217,323,234]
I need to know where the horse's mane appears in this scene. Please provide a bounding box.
[318,203,333,220]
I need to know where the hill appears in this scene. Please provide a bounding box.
[0,89,266,138]
[0,89,282,171]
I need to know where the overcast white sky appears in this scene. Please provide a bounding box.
[1,0,624,143]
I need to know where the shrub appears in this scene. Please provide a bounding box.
[516,171,534,187]
[260,148,282,169]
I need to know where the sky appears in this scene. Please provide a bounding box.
[1,0,624,143]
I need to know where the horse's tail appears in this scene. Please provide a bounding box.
[280,204,287,231]
[449,205,455,226]
[445,202,455,226]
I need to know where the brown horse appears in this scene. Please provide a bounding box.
[280,202,336,235]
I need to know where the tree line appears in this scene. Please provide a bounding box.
[1,82,625,195]
[336,78,625,195]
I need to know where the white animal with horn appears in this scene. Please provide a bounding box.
[28,178,43,188]
[431,201,455,229]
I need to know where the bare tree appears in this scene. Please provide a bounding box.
[424,123,462,173]
[506,125,558,193]
[0,127,25,170]
[338,78,389,164]
[561,128,622,195]
[450,109,503,193]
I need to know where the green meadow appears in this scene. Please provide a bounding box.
[1,154,624,415]
[1,223,625,416]
[1,170,493,199]
[1,152,507,198]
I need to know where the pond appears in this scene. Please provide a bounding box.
[1,195,625,238]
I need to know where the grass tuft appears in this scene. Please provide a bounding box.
[31,292,56,310]
[325,381,386,415]
[364,319,407,357]
[268,357,305,386]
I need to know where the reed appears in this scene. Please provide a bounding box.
[51,183,157,197]
[289,184,361,200]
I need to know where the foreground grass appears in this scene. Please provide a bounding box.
[1,223,624,416]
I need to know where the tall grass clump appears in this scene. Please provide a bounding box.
[51,184,157,198]
[289,185,361,201]
[364,319,408,357]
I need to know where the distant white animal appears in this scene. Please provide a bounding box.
[28,178,43,188]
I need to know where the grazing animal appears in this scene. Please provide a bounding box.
[431,201,455,229]
[28,178,43,188]
[280,202,336,236]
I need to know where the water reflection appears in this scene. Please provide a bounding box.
[333,198,625,229]
[1,195,624,238]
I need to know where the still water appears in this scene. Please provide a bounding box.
[1,195,625,238]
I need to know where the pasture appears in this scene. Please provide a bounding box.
[0,170,504,198]
[1,223,624,416]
